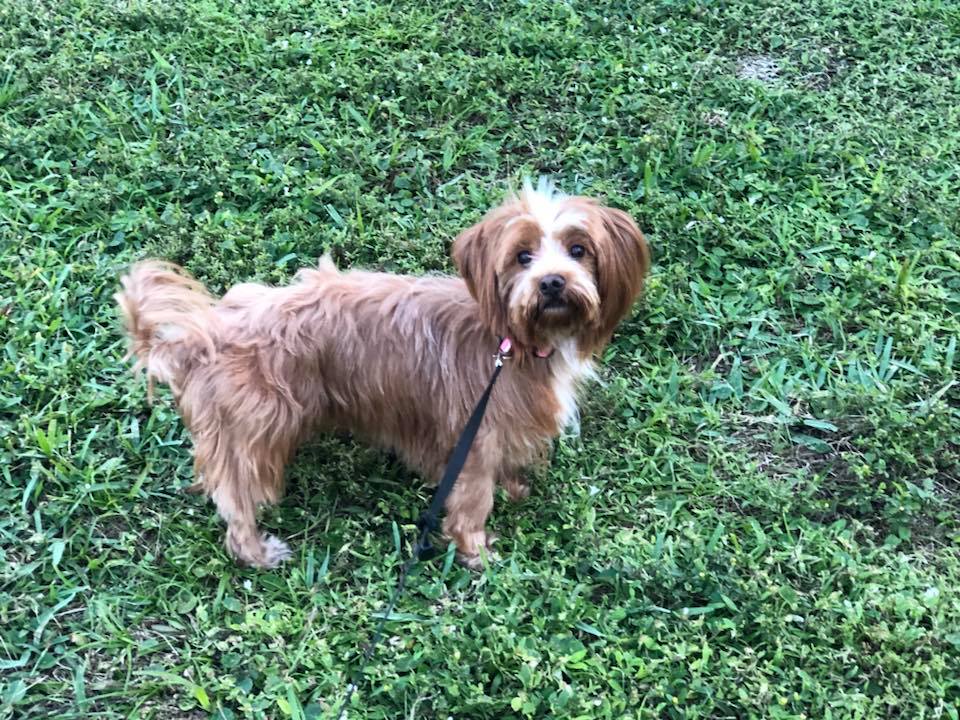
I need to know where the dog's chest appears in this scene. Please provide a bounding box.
[548,341,595,435]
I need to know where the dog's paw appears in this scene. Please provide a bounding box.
[456,533,499,570]
[502,477,531,502]
[259,535,293,569]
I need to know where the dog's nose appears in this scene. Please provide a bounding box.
[539,275,566,296]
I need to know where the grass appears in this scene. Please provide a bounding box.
[2,0,959,717]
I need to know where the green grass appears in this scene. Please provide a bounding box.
[2,0,959,717]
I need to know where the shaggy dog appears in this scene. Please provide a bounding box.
[116,181,649,569]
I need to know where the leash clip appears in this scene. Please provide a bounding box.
[414,513,439,561]
[495,337,513,368]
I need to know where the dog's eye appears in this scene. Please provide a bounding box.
[517,250,533,266]
[569,244,586,259]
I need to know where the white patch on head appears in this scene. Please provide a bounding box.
[526,234,584,281]
[521,178,586,239]
[550,339,596,435]
[512,178,593,304]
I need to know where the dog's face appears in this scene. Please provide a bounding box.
[453,181,650,354]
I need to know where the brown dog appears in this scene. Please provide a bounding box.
[116,181,649,569]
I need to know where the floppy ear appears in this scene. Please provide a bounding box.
[592,206,650,345]
[452,217,509,336]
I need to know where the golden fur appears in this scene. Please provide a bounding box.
[116,181,649,568]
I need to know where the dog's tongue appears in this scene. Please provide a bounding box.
[535,346,553,358]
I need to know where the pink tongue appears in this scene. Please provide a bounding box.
[535,346,552,358]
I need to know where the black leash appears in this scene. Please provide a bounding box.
[333,338,512,719]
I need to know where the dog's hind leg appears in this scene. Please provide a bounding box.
[196,434,294,569]
[499,471,530,502]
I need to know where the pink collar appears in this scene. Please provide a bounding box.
[500,337,553,360]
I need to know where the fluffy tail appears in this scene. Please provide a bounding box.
[115,261,220,396]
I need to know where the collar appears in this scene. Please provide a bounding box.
[499,337,554,360]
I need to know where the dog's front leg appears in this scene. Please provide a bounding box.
[441,459,497,569]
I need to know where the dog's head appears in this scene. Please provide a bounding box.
[453,180,650,356]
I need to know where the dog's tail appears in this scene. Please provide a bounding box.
[115,261,220,396]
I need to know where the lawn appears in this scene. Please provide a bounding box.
[2,0,959,717]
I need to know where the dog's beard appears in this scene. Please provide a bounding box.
[507,281,600,348]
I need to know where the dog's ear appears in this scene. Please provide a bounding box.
[591,205,650,346]
[453,216,509,336]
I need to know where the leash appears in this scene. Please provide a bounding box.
[333,337,513,719]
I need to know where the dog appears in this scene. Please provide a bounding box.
[116,180,650,569]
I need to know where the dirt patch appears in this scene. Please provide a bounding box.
[736,54,780,83]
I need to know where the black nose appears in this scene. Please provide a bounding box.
[539,274,566,296]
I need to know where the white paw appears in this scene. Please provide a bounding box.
[457,553,481,570]
[261,535,293,568]
[456,535,500,570]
